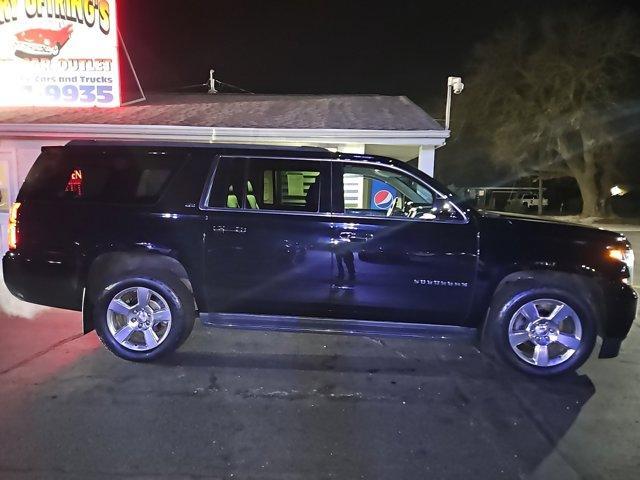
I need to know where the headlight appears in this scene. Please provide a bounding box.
[609,247,635,284]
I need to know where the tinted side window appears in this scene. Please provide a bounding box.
[246,158,329,213]
[22,149,182,205]
[337,163,432,216]
[334,163,463,222]
[207,157,330,213]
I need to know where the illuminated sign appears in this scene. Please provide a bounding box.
[65,168,83,196]
[0,0,120,107]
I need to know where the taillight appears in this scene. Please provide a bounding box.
[8,202,20,251]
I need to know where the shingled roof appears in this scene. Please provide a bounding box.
[0,93,443,131]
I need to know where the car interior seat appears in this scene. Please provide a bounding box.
[246,181,259,209]
[227,185,239,208]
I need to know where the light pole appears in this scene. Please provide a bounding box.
[445,76,464,130]
[537,175,543,216]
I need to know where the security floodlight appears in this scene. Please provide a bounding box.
[445,76,464,129]
[449,76,464,94]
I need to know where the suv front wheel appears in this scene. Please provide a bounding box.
[485,284,597,376]
[94,276,195,362]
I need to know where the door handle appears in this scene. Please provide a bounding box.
[338,231,372,242]
[212,225,247,234]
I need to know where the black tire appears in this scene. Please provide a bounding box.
[94,275,195,362]
[483,282,597,377]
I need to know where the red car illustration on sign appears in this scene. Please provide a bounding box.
[14,24,73,58]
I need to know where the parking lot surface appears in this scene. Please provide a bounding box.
[0,297,639,480]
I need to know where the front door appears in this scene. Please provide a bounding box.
[203,156,335,317]
[329,162,479,325]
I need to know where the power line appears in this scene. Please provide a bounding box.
[215,79,254,94]
[176,82,208,90]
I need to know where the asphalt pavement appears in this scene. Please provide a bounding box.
[0,293,639,480]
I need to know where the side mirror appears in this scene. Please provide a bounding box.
[427,197,464,221]
[431,197,445,209]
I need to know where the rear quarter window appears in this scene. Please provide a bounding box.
[20,149,184,205]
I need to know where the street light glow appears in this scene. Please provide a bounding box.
[610,186,625,197]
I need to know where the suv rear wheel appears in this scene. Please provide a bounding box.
[94,276,195,362]
[485,283,597,376]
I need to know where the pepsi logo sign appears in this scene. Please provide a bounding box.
[373,189,394,209]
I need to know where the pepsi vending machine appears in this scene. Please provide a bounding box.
[370,180,397,210]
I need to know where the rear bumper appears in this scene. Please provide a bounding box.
[598,281,637,358]
[2,252,23,300]
[3,251,82,311]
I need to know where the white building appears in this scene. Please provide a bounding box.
[0,93,449,252]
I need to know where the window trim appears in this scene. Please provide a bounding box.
[199,154,333,217]
[199,154,469,224]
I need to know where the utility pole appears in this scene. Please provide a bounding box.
[537,176,543,216]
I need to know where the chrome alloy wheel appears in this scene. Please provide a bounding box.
[508,299,583,367]
[106,287,172,351]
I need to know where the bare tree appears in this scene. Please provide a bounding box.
[460,8,640,216]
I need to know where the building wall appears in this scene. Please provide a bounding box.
[364,144,420,162]
[364,145,435,177]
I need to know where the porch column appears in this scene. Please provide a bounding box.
[418,145,435,177]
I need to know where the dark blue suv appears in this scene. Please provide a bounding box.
[3,141,637,377]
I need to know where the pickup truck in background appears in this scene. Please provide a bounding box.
[519,193,549,209]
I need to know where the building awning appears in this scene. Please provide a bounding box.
[0,93,448,146]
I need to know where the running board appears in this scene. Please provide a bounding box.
[199,313,478,342]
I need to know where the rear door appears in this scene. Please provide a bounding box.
[202,155,335,316]
[329,161,479,325]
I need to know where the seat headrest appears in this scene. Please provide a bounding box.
[247,181,254,194]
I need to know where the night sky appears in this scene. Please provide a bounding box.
[118,0,640,186]
[121,0,639,116]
